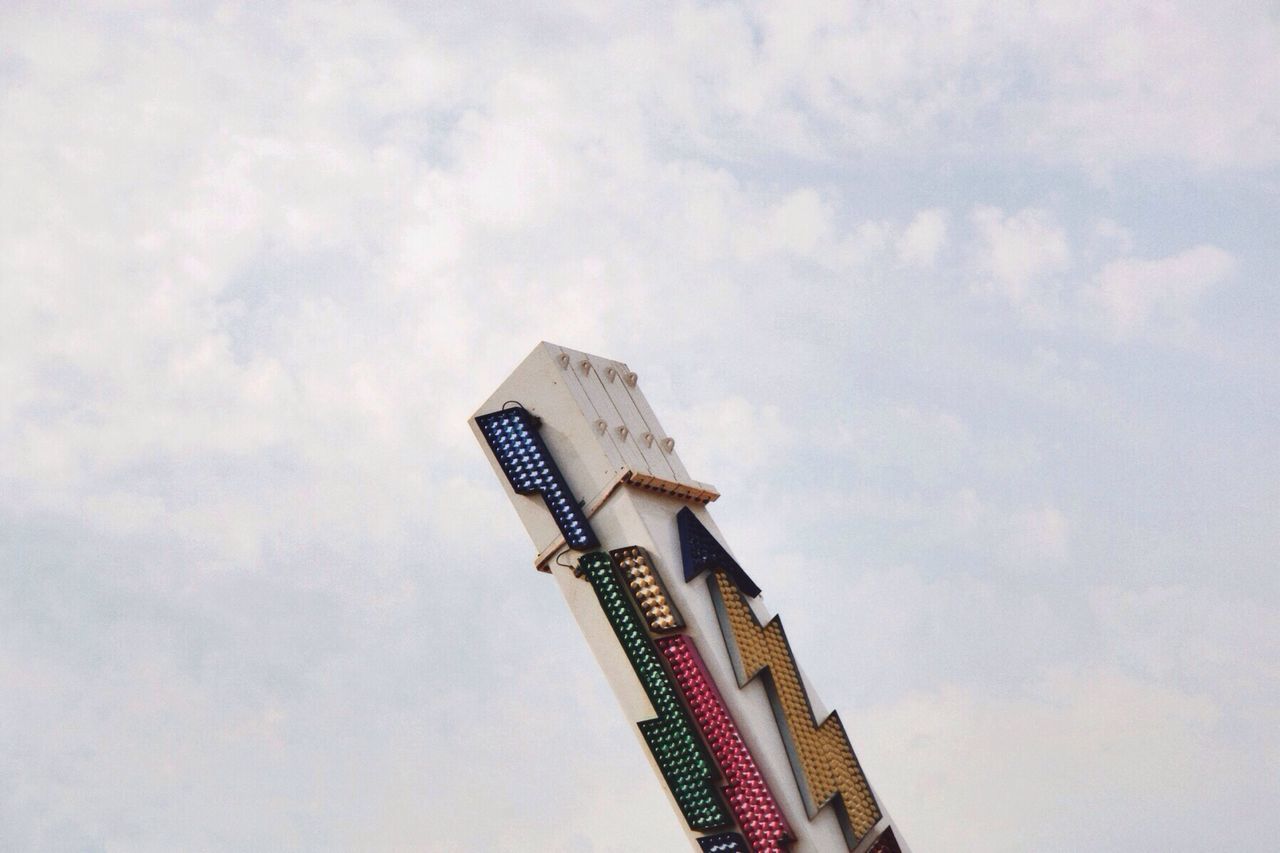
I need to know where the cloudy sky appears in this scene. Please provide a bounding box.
[2,2,1278,851]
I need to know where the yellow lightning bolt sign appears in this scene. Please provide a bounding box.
[709,571,883,849]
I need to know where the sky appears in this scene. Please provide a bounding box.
[1,2,1278,851]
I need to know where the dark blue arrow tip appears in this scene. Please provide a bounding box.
[676,506,761,597]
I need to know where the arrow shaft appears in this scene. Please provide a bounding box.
[710,571,882,848]
[578,551,731,832]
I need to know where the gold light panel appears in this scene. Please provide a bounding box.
[710,571,882,848]
[610,546,683,633]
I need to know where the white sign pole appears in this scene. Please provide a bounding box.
[471,342,910,853]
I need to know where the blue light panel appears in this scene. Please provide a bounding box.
[475,407,599,550]
[698,832,749,852]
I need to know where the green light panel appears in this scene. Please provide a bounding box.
[578,551,731,832]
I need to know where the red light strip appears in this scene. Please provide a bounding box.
[657,635,794,852]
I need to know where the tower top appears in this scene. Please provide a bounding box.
[471,341,719,570]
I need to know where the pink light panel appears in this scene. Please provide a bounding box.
[866,828,902,853]
[657,635,793,853]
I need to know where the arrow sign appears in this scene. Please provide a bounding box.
[708,570,882,849]
[475,406,599,550]
[677,507,761,597]
[656,634,794,853]
[577,551,731,832]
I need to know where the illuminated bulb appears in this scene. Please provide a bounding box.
[609,546,683,634]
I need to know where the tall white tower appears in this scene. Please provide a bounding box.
[471,342,910,853]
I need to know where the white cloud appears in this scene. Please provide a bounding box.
[850,668,1258,853]
[670,395,795,485]
[1090,583,1280,692]
[653,0,1280,170]
[1084,244,1236,344]
[1092,218,1135,254]
[1021,2,1280,171]
[815,399,971,481]
[963,211,1236,347]
[759,187,833,257]
[896,207,948,268]
[970,206,1071,319]
[1001,504,1070,565]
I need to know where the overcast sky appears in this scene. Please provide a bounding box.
[2,2,1278,851]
